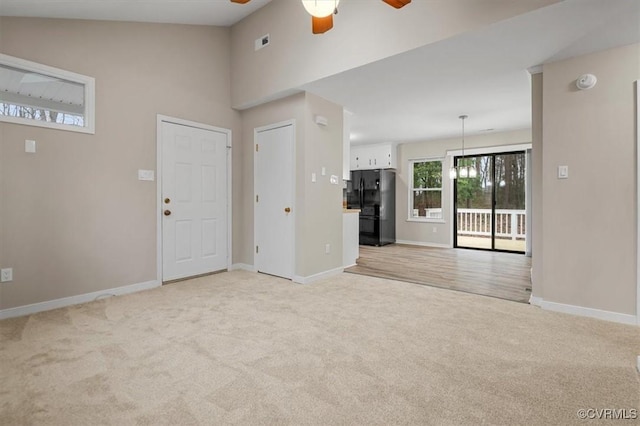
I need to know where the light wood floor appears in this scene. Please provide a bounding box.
[345,244,532,303]
[457,236,526,252]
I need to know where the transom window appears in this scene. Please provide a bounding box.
[0,54,95,134]
[410,159,443,220]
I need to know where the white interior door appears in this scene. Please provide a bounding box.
[162,121,228,281]
[255,123,294,279]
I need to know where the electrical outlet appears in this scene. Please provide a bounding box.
[325,244,331,254]
[1,268,13,282]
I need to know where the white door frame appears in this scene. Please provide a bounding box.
[447,143,532,249]
[156,114,232,283]
[636,80,639,325]
[253,119,296,278]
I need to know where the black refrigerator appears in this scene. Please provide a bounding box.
[347,169,396,246]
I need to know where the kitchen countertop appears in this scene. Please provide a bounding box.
[343,209,361,214]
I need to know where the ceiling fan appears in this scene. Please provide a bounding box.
[230,0,411,34]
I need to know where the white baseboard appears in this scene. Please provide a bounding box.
[529,295,543,307]
[529,295,637,326]
[0,280,160,320]
[396,240,451,249]
[293,266,344,285]
[229,263,256,272]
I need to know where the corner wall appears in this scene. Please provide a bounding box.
[238,92,344,279]
[531,72,543,298]
[299,93,344,278]
[540,43,639,317]
[0,18,240,310]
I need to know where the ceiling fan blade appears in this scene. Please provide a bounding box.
[312,15,333,34]
[230,0,251,3]
[382,0,411,8]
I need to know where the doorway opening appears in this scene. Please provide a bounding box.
[454,151,526,253]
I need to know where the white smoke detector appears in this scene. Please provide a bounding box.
[576,74,597,90]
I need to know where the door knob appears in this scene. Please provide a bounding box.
[164,198,171,204]
[284,207,291,213]
[164,210,171,216]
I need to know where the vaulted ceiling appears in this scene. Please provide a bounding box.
[1,0,638,144]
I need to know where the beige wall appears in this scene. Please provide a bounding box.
[540,43,639,316]
[0,18,240,310]
[396,129,532,246]
[230,0,560,109]
[299,93,344,277]
[239,92,344,278]
[531,73,543,298]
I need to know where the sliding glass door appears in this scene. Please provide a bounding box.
[454,151,526,253]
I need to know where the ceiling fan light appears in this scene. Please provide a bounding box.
[312,15,334,34]
[302,0,339,18]
[383,0,412,9]
[459,167,468,178]
[468,167,477,178]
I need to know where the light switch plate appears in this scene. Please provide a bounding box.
[138,169,155,181]
[1,268,13,282]
[311,173,316,183]
[25,139,36,153]
[558,165,569,179]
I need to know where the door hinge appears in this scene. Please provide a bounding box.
[255,144,259,152]
[256,194,259,203]
[256,245,259,254]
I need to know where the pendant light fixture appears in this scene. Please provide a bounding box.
[450,114,477,180]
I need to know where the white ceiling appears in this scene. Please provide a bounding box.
[302,0,640,144]
[0,0,272,26]
[1,0,638,144]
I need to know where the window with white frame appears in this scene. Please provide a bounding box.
[409,159,443,220]
[0,54,95,134]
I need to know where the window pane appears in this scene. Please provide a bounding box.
[0,54,94,133]
[413,160,442,189]
[412,190,442,219]
[0,64,85,126]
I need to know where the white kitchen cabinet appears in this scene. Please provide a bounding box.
[350,143,397,170]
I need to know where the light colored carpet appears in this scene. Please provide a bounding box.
[0,270,638,425]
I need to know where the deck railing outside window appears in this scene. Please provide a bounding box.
[457,208,526,240]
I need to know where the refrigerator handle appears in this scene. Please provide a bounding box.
[359,178,364,208]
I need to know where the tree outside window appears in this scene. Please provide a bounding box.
[410,159,443,220]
